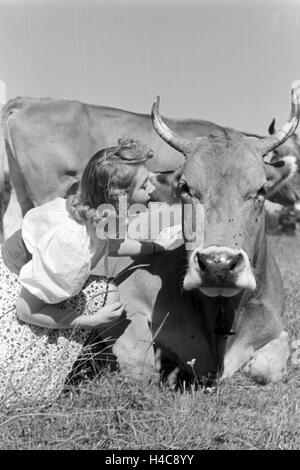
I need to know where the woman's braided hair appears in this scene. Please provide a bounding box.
[66,138,153,226]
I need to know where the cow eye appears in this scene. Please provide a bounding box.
[257,185,267,198]
[179,181,191,195]
[246,184,267,201]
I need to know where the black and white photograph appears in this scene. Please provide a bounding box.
[0,0,299,452]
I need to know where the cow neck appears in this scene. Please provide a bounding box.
[213,296,238,378]
[214,297,236,337]
[252,214,267,270]
[181,246,240,378]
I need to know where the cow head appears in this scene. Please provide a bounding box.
[151,82,300,298]
[268,117,300,162]
[267,118,300,206]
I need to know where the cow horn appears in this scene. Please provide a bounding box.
[259,81,300,156]
[151,96,190,155]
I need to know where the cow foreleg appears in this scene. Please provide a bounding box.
[112,311,156,380]
[242,331,289,384]
[3,185,23,239]
[222,343,255,380]
[0,171,11,241]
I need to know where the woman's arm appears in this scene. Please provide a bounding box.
[108,228,182,257]
[108,238,163,257]
[16,287,124,330]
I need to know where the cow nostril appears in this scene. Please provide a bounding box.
[229,260,238,271]
[229,253,243,271]
[196,253,207,271]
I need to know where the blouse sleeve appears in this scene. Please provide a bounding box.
[19,226,91,304]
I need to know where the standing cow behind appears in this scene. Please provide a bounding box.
[267,118,300,232]
[0,91,299,240]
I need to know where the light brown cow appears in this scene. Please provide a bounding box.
[92,82,300,386]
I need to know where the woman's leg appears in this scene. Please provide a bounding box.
[0,270,108,405]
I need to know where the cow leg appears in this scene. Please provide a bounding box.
[0,172,11,241]
[242,331,289,384]
[222,342,255,380]
[3,185,23,239]
[6,139,34,216]
[112,312,156,379]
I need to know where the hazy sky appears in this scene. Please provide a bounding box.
[0,0,300,134]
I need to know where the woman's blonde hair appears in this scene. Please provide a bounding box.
[66,138,153,225]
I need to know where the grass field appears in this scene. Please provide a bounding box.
[0,233,299,450]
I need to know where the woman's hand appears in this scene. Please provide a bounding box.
[86,301,125,329]
[153,224,182,251]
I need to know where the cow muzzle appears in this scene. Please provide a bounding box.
[183,246,256,297]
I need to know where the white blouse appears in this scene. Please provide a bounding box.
[19,198,104,304]
[19,198,182,304]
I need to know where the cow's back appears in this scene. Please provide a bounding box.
[2,97,223,207]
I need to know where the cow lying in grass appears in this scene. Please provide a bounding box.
[92,82,300,387]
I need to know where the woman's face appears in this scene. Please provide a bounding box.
[130,165,155,206]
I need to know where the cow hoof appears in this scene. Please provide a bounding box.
[244,357,286,384]
[243,354,277,384]
[166,366,180,390]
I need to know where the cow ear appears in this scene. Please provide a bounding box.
[149,167,183,204]
[268,118,276,135]
[265,156,298,204]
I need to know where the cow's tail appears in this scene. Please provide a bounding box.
[0,97,31,240]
